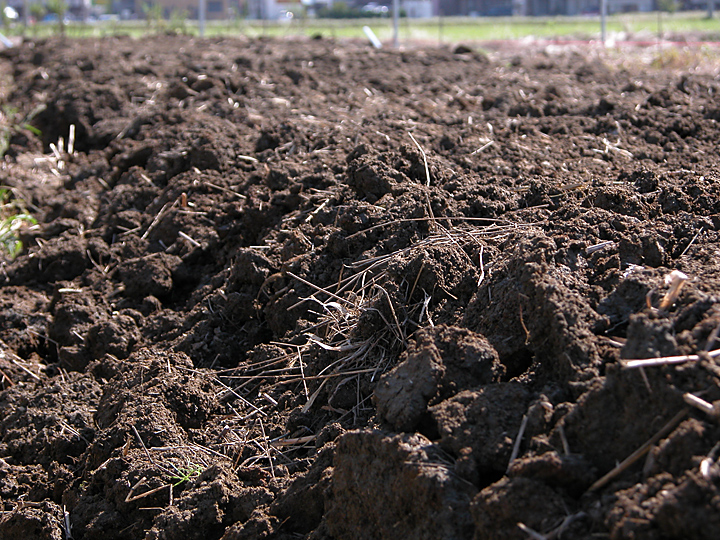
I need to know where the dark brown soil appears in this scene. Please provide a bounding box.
[1,34,720,540]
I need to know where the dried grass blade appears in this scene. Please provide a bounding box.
[623,348,720,369]
[587,408,688,492]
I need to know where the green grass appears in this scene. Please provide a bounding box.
[0,106,43,159]
[0,188,36,259]
[3,10,720,42]
[168,462,204,487]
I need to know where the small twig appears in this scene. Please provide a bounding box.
[125,479,171,503]
[219,367,375,384]
[59,420,90,445]
[0,367,14,387]
[286,271,356,308]
[49,142,64,165]
[517,522,547,540]
[305,199,329,223]
[507,414,529,473]
[638,367,653,393]
[8,357,41,381]
[302,378,328,414]
[419,292,434,328]
[546,512,586,540]
[132,425,156,468]
[259,417,276,481]
[471,140,494,155]
[68,125,75,156]
[659,270,688,311]
[683,392,716,416]
[585,241,615,255]
[141,201,174,240]
[408,259,425,302]
[705,321,720,352]
[296,346,309,401]
[623,348,720,369]
[518,303,531,345]
[178,231,201,248]
[147,444,228,461]
[558,423,570,455]
[700,441,720,479]
[645,289,654,310]
[477,245,485,287]
[343,216,514,240]
[679,227,703,258]
[124,476,146,503]
[587,408,688,492]
[408,132,431,187]
[86,249,110,275]
[408,132,437,232]
[63,505,73,540]
[270,435,317,447]
[304,335,360,353]
[377,285,405,345]
[205,181,247,200]
[212,377,267,416]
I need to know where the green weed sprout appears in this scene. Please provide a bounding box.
[168,462,204,487]
[0,188,37,259]
[0,105,43,159]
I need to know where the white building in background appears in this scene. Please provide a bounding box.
[606,0,653,12]
[68,0,92,13]
[246,0,430,19]
[247,0,334,18]
[403,0,433,16]
[7,0,93,19]
[516,0,653,14]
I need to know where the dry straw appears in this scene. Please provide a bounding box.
[208,207,532,473]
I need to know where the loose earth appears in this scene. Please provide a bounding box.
[1,34,720,540]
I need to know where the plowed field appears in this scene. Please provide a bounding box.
[1,35,720,540]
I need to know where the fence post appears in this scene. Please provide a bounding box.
[199,0,206,36]
[393,0,399,47]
